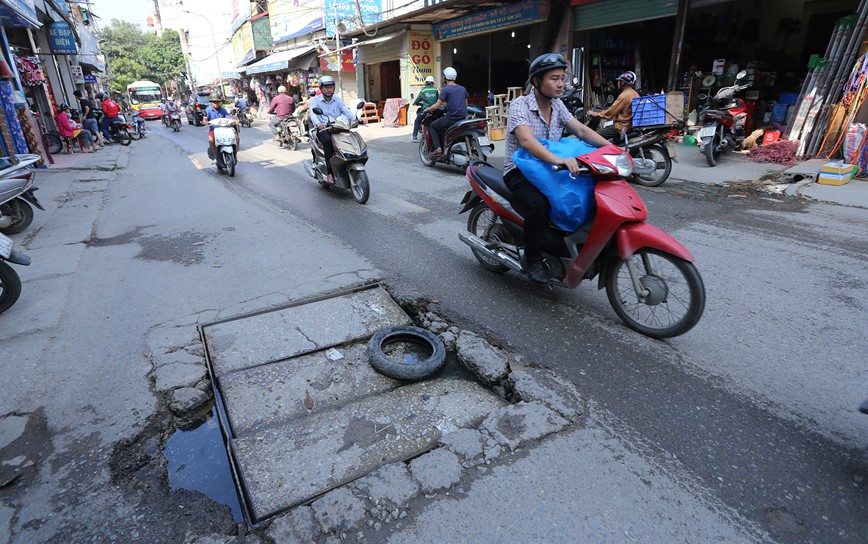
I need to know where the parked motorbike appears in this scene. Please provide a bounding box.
[561,81,585,121]
[303,106,370,204]
[276,115,307,151]
[699,70,749,166]
[419,110,493,169]
[621,124,681,187]
[458,145,705,338]
[0,154,43,234]
[0,228,31,314]
[129,110,147,140]
[209,118,238,177]
[168,109,182,132]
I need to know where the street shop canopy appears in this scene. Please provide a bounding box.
[244,45,318,75]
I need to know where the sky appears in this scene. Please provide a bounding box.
[90,0,236,84]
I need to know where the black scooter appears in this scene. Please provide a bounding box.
[418,109,493,169]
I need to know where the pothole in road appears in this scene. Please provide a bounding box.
[86,227,211,265]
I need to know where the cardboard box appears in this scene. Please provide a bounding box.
[666,91,685,123]
[818,162,857,185]
[817,172,852,185]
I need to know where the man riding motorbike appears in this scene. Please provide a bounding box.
[586,71,640,142]
[159,97,169,125]
[423,67,468,155]
[97,93,121,143]
[309,75,354,186]
[412,75,439,141]
[505,53,609,287]
[268,85,295,141]
[234,94,250,123]
[205,92,238,160]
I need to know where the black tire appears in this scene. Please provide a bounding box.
[172,120,181,132]
[704,134,719,167]
[349,169,370,204]
[46,133,63,155]
[419,138,436,167]
[0,199,34,235]
[0,261,22,314]
[130,127,141,140]
[631,144,672,187]
[288,131,298,151]
[223,152,235,177]
[466,203,510,273]
[368,326,446,381]
[469,137,485,162]
[605,249,705,338]
[116,128,132,146]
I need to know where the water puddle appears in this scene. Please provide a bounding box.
[381,335,434,365]
[163,408,243,522]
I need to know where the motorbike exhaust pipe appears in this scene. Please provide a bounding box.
[458,231,523,272]
[303,160,315,178]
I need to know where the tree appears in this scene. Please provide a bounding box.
[100,20,188,94]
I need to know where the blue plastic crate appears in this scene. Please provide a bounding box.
[771,103,790,122]
[631,94,667,126]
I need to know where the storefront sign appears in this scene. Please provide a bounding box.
[70,65,84,84]
[0,0,40,29]
[230,0,252,34]
[433,0,548,41]
[84,74,97,83]
[319,49,355,73]
[325,0,381,36]
[408,30,435,85]
[269,0,323,44]
[48,21,78,54]
[231,22,256,66]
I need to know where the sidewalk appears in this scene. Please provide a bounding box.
[39,140,130,171]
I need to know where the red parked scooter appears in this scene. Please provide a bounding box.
[458,144,705,338]
[419,109,493,169]
[699,70,749,166]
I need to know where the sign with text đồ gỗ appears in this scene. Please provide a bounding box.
[432,0,549,41]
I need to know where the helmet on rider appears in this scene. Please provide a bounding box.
[443,67,457,81]
[528,53,568,99]
[424,76,435,84]
[58,103,69,111]
[616,71,636,86]
[209,92,223,104]
[161,98,166,103]
[95,92,105,100]
[277,85,287,93]
[319,75,336,86]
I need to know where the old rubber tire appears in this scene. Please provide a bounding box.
[1,199,34,235]
[368,326,446,381]
[419,138,436,167]
[0,261,22,314]
[349,169,370,204]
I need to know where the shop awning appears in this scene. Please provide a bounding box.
[244,45,317,75]
[0,0,41,29]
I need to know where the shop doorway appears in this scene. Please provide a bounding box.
[450,25,534,104]
[379,61,401,99]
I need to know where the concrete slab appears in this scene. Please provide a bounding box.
[231,360,506,520]
[202,286,411,376]
[800,178,868,208]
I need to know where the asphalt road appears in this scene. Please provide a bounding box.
[157,119,867,542]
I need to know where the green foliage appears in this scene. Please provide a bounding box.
[100,20,187,93]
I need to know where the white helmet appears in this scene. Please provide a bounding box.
[424,76,435,84]
[277,85,287,93]
[319,75,336,86]
[443,67,457,81]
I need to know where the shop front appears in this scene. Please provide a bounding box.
[244,44,320,108]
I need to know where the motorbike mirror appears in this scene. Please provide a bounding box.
[356,102,364,110]
[312,107,324,115]
[572,77,579,85]
[736,70,747,80]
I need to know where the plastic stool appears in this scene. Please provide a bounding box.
[360,102,380,124]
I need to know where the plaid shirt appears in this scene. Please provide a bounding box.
[503,94,575,174]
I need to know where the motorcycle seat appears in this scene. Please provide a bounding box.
[448,118,485,133]
[473,164,516,201]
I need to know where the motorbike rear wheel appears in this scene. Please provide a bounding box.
[172,120,181,132]
[467,203,511,273]
[704,134,720,167]
[116,128,132,146]
[0,261,22,315]
[0,199,34,235]
[419,138,436,167]
[631,144,672,187]
[349,169,370,204]
[605,249,705,339]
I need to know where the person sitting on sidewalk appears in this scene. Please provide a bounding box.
[268,85,295,141]
[586,71,639,142]
[55,103,97,153]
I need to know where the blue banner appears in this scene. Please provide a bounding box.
[324,0,381,36]
[0,0,40,28]
[48,21,78,54]
[433,0,548,41]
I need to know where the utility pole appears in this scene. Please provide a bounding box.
[334,3,343,101]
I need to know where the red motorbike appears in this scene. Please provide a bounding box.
[699,70,749,166]
[419,109,493,169]
[458,145,705,338]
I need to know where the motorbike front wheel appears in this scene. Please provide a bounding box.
[116,128,132,146]
[631,144,672,187]
[172,120,181,132]
[0,199,34,235]
[467,203,511,273]
[0,261,22,315]
[605,249,705,339]
[704,134,720,167]
[223,152,235,177]
[349,169,370,204]
[419,138,436,167]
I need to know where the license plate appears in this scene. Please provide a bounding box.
[478,136,491,146]
[699,126,717,139]
[0,233,13,259]
[666,143,676,158]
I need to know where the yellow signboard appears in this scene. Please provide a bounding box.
[408,30,434,86]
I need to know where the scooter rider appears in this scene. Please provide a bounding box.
[505,53,609,287]
[423,67,468,155]
[205,92,238,160]
[159,97,168,125]
[97,93,121,142]
[309,75,353,186]
[412,75,438,141]
[587,71,640,142]
[268,85,295,140]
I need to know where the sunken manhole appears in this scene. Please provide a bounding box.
[199,284,508,524]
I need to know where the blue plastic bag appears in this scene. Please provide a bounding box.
[512,138,597,232]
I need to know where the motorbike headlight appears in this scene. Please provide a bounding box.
[591,153,633,177]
